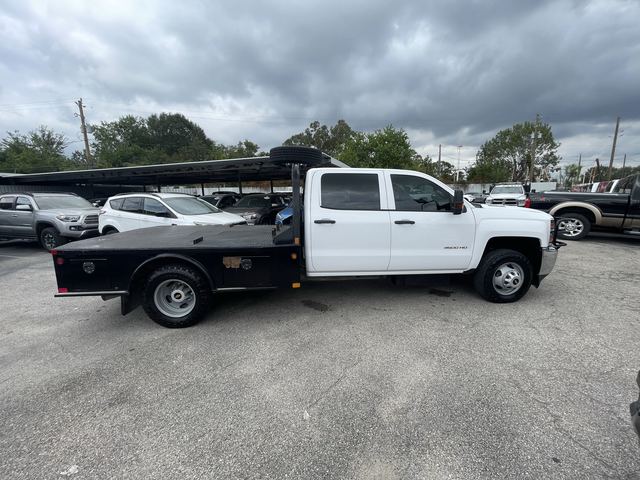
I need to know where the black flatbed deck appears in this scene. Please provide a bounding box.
[57,225,289,252]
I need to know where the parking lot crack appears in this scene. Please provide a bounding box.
[307,357,364,410]
[508,378,621,477]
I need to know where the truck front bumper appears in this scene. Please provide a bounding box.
[538,244,563,282]
[60,225,99,239]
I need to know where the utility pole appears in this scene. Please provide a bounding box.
[529,113,540,186]
[75,98,92,167]
[456,145,462,183]
[622,153,627,169]
[438,144,442,177]
[607,116,620,181]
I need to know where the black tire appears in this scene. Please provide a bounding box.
[142,264,212,328]
[102,227,119,235]
[556,213,590,241]
[473,249,532,303]
[40,227,66,251]
[270,146,324,166]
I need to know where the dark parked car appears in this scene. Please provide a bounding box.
[527,173,640,240]
[225,193,287,225]
[200,193,241,210]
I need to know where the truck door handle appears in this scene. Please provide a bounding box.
[394,220,415,225]
[314,219,336,224]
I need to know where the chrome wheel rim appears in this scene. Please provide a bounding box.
[43,232,56,250]
[557,218,584,237]
[153,279,196,318]
[492,262,524,295]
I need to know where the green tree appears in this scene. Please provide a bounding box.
[223,140,260,158]
[0,126,69,173]
[91,113,215,167]
[146,113,212,162]
[563,163,582,187]
[423,158,456,183]
[466,158,512,184]
[284,120,355,157]
[339,125,424,171]
[473,121,561,182]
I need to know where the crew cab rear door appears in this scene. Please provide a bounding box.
[306,170,390,273]
[384,172,475,271]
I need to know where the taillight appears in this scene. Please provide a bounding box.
[58,287,68,293]
[524,197,531,208]
[56,257,65,265]
[50,249,58,256]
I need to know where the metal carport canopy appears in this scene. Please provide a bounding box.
[0,153,347,186]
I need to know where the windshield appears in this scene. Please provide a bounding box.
[34,195,93,210]
[491,186,523,195]
[163,197,221,215]
[235,196,272,208]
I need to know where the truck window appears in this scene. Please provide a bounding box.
[16,197,33,208]
[390,174,451,212]
[614,176,634,194]
[321,173,380,210]
[0,196,16,210]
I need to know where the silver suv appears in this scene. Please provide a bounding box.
[0,193,100,250]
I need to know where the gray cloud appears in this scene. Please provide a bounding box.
[1,0,639,170]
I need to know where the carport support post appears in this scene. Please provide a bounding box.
[270,180,274,193]
[238,175,243,195]
[201,183,205,196]
[291,164,301,245]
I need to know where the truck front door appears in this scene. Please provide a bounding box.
[12,196,36,238]
[385,172,475,271]
[307,171,390,273]
[0,196,16,237]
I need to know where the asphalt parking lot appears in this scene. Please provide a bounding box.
[1,235,639,479]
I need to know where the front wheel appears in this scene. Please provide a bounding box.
[142,264,212,328]
[556,213,590,240]
[40,227,66,251]
[473,249,532,303]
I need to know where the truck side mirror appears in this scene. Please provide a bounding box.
[452,190,464,215]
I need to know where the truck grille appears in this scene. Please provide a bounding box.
[491,199,517,205]
[83,214,99,224]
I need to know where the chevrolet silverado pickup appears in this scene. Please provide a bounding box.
[51,147,562,328]
[527,174,640,240]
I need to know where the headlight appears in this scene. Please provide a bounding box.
[242,213,258,220]
[56,215,80,222]
[517,200,525,206]
[485,198,492,204]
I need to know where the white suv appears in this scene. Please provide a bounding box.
[99,193,246,234]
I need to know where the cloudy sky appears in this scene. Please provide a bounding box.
[1,0,639,171]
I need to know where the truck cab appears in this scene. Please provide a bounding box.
[304,168,555,276]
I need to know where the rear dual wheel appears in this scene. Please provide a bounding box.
[142,264,212,328]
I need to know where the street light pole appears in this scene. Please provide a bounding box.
[529,113,540,186]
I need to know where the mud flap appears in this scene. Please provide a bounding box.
[120,294,141,316]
